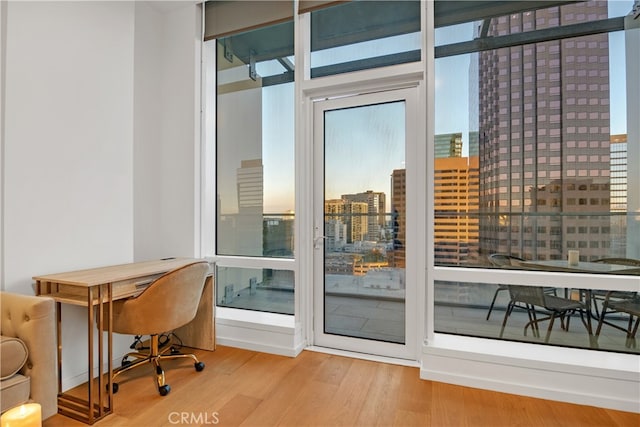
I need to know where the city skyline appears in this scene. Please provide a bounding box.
[224,0,634,215]
[324,101,405,212]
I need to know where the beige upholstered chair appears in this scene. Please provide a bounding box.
[0,292,57,419]
[108,261,209,396]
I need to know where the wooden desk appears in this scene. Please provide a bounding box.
[34,257,215,424]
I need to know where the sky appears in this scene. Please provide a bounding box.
[324,101,406,202]
[262,83,295,213]
[260,88,406,213]
[435,0,633,157]
[228,0,636,214]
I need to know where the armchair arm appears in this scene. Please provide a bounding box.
[1,292,57,419]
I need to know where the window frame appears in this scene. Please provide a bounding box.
[202,0,640,353]
[429,0,640,346]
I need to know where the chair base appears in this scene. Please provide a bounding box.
[111,334,205,396]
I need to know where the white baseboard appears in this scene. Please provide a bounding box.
[215,308,304,358]
[216,336,303,357]
[421,335,640,413]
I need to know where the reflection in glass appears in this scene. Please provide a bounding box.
[434,280,638,355]
[434,0,638,270]
[310,1,421,78]
[432,0,639,355]
[323,101,406,344]
[215,21,295,258]
[216,266,294,315]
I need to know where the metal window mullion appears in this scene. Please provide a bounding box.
[436,17,625,58]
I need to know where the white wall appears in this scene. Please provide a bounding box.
[2,0,136,386]
[133,2,164,260]
[1,0,202,390]
[3,1,135,291]
[1,1,6,288]
[133,1,202,261]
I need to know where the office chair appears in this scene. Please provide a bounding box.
[106,261,209,396]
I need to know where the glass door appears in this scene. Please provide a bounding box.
[313,88,417,360]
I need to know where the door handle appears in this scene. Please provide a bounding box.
[313,235,326,249]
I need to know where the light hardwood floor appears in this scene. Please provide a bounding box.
[44,345,639,427]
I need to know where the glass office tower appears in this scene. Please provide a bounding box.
[477,1,612,262]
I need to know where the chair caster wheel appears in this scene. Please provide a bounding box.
[159,384,171,396]
[121,358,132,368]
[195,361,205,372]
[106,383,119,394]
[170,346,180,355]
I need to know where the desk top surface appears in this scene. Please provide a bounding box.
[33,257,207,287]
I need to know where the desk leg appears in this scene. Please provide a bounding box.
[106,283,113,414]
[96,285,104,419]
[55,286,113,424]
[92,284,113,420]
[87,287,95,424]
[57,301,63,397]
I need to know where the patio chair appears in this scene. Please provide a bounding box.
[486,254,556,320]
[596,295,640,348]
[499,285,590,343]
[590,258,640,324]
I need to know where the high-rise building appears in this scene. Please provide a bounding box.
[325,219,347,252]
[610,134,628,212]
[477,2,611,261]
[263,215,294,257]
[434,132,463,159]
[236,159,264,255]
[325,199,348,252]
[434,156,480,264]
[468,47,480,158]
[342,190,386,241]
[390,169,406,268]
[467,131,479,157]
[237,159,263,210]
[610,134,628,257]
[324,199,368,244]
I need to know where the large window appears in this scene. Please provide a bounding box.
[434,0,638,269]
[216,21,295,258]
[212,18,295,314]
[208,1,422,317]
[216,266,294,315]
[433,0,639,354]
[309,1,421,77]
[205,0,639,354]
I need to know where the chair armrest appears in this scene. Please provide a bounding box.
[0,292,57,419]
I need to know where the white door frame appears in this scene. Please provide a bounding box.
[302,72,424,360]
